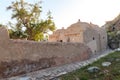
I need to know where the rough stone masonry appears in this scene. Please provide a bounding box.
[0,27,92,78]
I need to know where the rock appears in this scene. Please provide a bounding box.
[19,76,31,80]
[55,72,67,77]
[107,58,115,62]
[87,66,100,73]
[116,58,120,61]
[102,62,111,67]
[103,69,109,74]
[50,78,61,80]
[115,48,120,51]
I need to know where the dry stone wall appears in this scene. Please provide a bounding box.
[0,27,92,78]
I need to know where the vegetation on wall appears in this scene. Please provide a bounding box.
[7,0,56,41]
[104,14,120,49]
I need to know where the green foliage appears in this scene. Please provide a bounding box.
[7,0,56,41]
[34,32,44,41]
[8,22,28,39]
[60,51,120,80]
[0,24,2,27]
[9,30,28,39]
[8,24,28,39]
[104,14,120,49]
[0,24,5,27]
[107,31,120,49]
[80,77,88,80]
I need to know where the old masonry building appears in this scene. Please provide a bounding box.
[49,20,107,54]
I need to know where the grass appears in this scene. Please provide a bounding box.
[59,51,120,80]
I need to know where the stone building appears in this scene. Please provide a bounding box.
[49,20,107,53]
[103,14,120,31]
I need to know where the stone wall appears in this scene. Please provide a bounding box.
[49,21,108,54]
[7,49,112,80]
[0,27,92,78]
[84,27,100,53]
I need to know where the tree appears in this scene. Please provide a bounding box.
[8,22,28,39]
[0,24,2,27]
[7,0,56,41]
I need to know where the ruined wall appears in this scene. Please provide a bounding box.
[99,28,108,51]
[5,40,92,64]
[83,27,100,53]
[0,27,92,78]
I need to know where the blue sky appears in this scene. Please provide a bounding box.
[0,0,120,29]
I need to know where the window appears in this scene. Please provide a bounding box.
[60,40,63,42]
[112,27,115,31]
[93,37,95,40]
[95,50,96,53]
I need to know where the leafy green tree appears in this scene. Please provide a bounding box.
[0,23,5,27]
[8,22,28,39]
[107,29,120,49]
[0,24,2,27]
[7,0,56,41]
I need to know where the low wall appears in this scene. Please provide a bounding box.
[0,27,92,78]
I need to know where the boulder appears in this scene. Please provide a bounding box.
[102,62,111,67]
[87,66,100,73]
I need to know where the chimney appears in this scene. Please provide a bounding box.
[78,19,80,22]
